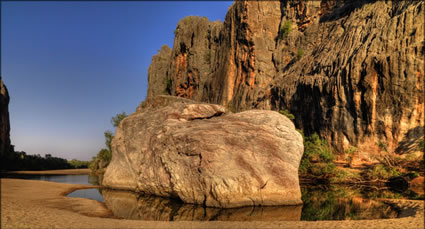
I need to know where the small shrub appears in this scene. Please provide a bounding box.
[296,129,304,138]
[377,141,388,152]
[296,48,304,60]
[182,16,193,25]
[345,146,358,154]
[299,133,337,178]
[204,50,211,64]
[366,164,401,179]
[139,101,146,108]
[332,168,361,183]
[406,171,420,179]
[279,20,292,39]
[345,146,358,164]
[164,79,172,94]
[279,109,295,120]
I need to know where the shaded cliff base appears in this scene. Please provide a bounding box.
[1,179,424,229]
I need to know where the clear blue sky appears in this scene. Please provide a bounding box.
[1,1,233,161]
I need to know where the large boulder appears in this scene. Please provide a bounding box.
[103,96,304,208]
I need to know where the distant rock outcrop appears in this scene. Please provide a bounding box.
[0,76,12,155]
[146,1,424,155]
[103,96,304,208]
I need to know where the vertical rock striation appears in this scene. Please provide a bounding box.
[146,1,424,154]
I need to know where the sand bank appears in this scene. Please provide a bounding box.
[1,178,423,229]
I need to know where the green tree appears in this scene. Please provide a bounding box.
[104,130,114,152]
[111,112,127,128]
[90,112,128,174]
[299,133,336,179]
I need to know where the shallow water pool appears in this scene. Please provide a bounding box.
[3,173,420,221]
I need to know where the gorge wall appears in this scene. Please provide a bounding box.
[146,0,424,155]
[0,76,12,155]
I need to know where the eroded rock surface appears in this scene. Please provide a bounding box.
[146,1,424,155]
[103,96,304,208]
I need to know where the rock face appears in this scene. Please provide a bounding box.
[103,96,304,208]
[0,76,12,155]
[147,45,172,98]
[146,1,424,155]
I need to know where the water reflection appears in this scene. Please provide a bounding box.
[301,185,399,220]
[68,188,104,202]
[101,189,302,221]
[97,187,402,221]
[6,173,407,221]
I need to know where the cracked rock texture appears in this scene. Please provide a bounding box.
[146,1,424,155]
[103,95,304,207]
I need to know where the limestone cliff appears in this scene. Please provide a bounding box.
[0,76,12,155]
[146,1,424,155]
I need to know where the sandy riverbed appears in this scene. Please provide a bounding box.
[1,178,424,229]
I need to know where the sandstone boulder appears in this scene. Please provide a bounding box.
[103,96,304,208]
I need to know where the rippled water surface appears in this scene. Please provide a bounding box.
[4,174,422,221]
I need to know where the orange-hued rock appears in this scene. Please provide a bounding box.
[410,176,424,187]
[102,96,304,208]
[146,1,424,155]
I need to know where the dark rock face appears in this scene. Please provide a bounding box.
[0,76,12,155]
[103,96,304,208]
[146,1,424,154]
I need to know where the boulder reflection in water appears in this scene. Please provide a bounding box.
[101,189,302,221]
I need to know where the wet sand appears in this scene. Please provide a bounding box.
[1,178,424,229]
